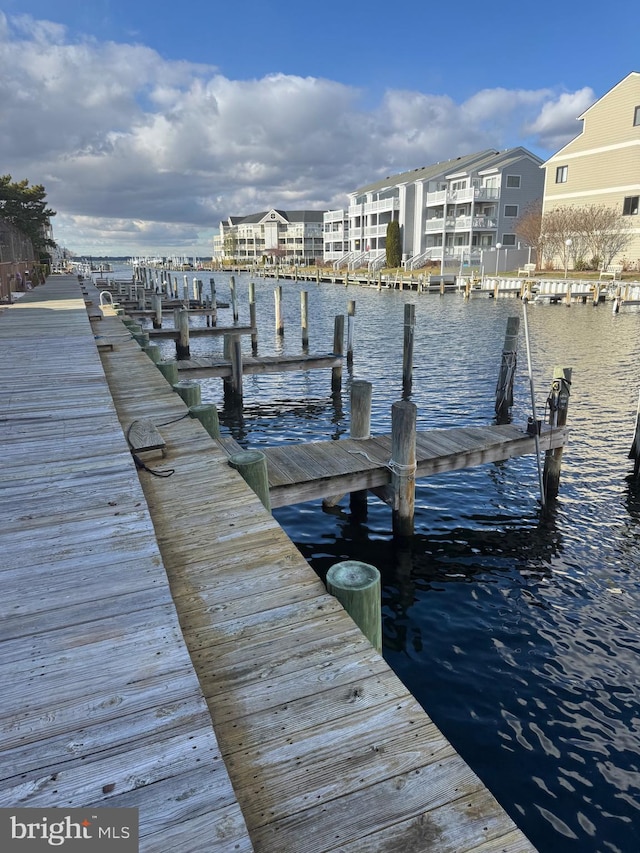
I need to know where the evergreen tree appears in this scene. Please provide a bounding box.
[386,220,402,268]
[0,175,56,256]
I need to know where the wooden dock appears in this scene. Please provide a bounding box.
[256,424,569,508]
[1,276,539,852]
[0,277,253,850]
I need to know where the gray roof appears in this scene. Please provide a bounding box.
[352,147,542,195]
[228,209,326,225]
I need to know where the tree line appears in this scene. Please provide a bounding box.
[0,175,56,259]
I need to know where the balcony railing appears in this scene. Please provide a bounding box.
[425,186,500,206]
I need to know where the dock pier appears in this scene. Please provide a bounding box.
[1,274,540,852]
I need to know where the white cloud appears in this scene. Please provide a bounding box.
[0,13,594,255]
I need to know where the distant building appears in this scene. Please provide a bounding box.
[325,147,544,272]
[542,72,640,266]
[213,209,326,265]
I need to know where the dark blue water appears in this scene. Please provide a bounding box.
[130,267,640,853]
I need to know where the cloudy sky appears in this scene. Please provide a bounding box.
[1,1,637,257]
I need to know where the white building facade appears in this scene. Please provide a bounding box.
[326,148,544,271]
[213,209,326,265]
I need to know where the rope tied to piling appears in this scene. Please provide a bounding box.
[387,458,417,477]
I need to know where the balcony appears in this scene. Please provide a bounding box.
[349,198,400,216]
[425,186,500,206]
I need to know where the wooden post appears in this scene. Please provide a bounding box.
[274,285,284,336]
[152,292,162,328]
[346,299,355,366]
[230,275,238,323]
[249,283,258,355]
[326,561,382,652]
[143,344,161,363]
[228,450,271,512]
[156,360,178,386]
[223,334,243,403]
[543,366,572,499]
[495,316,520,424]
[351,380,372,439]
[628,391,640,478]
[209,277,217,325]
[332,314,344,394]
[349,380,372,516]
[301,291,309,348]
[402,303,415,394]
[189,403,220,439]
[132,330,149,348]
[391,399,417,537]
[176,308,190,359]
[182,275,189,304]
[172,379,201,408]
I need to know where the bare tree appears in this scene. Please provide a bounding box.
[579,204,633,268]
[515,200,543,268]
[539,204,633,271]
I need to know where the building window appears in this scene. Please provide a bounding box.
[556,166,568,183]
[501,234,517,246]
[504,205,518,217]
[623,196,639,216]
[506,175,521,188]
[634,106,640,126]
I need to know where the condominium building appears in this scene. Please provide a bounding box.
[542,72,640,265]
[213,209,326,265]
[326,148,543,271]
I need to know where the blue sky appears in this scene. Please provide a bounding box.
[1,1,638,255]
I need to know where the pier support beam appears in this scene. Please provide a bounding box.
[391,399,417,537]
[495,316,519,424]
[543,366,572,499]
[157,360,178,386]
[301,291,309,349]
[349,379,372,517]
[326,560,382,652]
[628,390,640,478]
[347,299,355,367]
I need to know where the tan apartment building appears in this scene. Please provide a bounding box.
[542,72,640,268]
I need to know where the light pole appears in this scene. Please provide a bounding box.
[564,238,572,279]
[496,242,502,275]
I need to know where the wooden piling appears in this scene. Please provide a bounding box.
[391,399,417,537]
[332,315,344,394]
[402,303,415,394]
[223,334,243,403]
[176,309,190,359]
[326,561,382,652]
[347,299,355,367]
[301,291,309,348]
[209,278,217,325]
[495,316,520,424]
[143,344,161,363]
[189,403,220,439]
[249,282,258,355]
[156,360,178,386]
[230,275,238,323]
[228,450,271,511]
[543,366,572,499]
[152,293,162,328]
[349,380,372,516]
[628,391,640,478]
[275,285,284,336]
[173,379,201,408]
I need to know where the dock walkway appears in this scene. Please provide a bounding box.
[1,275,539,852]
[0,277,253,851]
